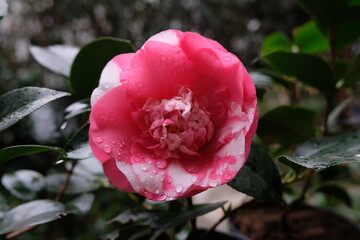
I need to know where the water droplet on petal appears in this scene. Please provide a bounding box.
[188,165,200,173]
[175,185,183,193]
[140,164,148,171]
[103,144,112,153]
[209,180,218,187]
[158,194,167,201]
[96,137,103,143]
[156,160,167,169]
[223,174,232,181]
[166,176,173,183]
[224,56,232,61]
[191,176,198,183]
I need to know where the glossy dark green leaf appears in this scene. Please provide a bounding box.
[228,143,283,202]
[257,106,316,145]
[0,87,70,132]
[108,202,226,240]
[0,145,66,166]
[261,32,292,56]
[45,173,99,194]
[63,123,92,160]
[70,37,135,99]
[344,53,360,87]
[0,200,65,235]
[0,0,8,18]
[66,193,95,216]
[1,170,45,201]
[150,201,226,240]
[316,184,353,207]
[278,129,360,170]
[29,45,79,77]
[350,0,360,6]
[294,21,329,53]
[64,99,91,120]
[262,51,335,92]
[336,6,360,50]
[294,0,348,33]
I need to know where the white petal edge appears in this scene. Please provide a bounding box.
[145,30,179,47]
[90,61,121,106]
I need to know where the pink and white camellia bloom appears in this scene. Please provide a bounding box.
[89,30,258,201]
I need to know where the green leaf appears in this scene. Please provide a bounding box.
[108,202,226,240]
[64,99,91,120]
[150,201,226,240]
[257,106,316,145]
[349,0,360,6]
[1,170,45,201]
[0,200,65,235]
[294,0,348,33]
[63,123,93,160]
[228,143,283,202]
[66,193,95,216]
[69,37,135,99]
[0,145,66,166]
[0,87,70,132]
[344,53,360,87]
[336,6,360,50]
[278,129,360,170]
[29,45,79,77]
[294,21,329,53]
[316,184,353,207]
[261,32,292,56]
[262,51,335,92]
[45,173,99,194]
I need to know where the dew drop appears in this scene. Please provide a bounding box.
[223,163,228,169]
[223,174,232,181]
[191,176,198,183]
[150,175,154,179]
[140,164,148,171]
[160,176,164,182]
[96,137,103,143]
[166,176,173,183]
[146,159,153,165]
[152,169,158,174]
[224,56,232,61]
[175,185,183,193]
[209,180,218,187]
[156,160,167,169]
[103,144,112,153]
[60,122,67,130]
[158,194,167,201]
[188,165,200,173]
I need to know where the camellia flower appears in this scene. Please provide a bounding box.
[89,30,258,201]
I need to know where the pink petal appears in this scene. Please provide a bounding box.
[91,53,134,106]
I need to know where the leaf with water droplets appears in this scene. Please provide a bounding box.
[1,170,45,201]
[0,200,66,235]
[0,145,66,166]
[279,129,360,170]
[0,87,70,132]
[228,143,283,202]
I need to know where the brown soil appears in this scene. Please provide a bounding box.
[230,201,360,240]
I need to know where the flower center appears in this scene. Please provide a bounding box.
[137,88,214,159]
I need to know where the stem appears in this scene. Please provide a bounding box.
[187,197,197,230]
[6,161,78,239]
